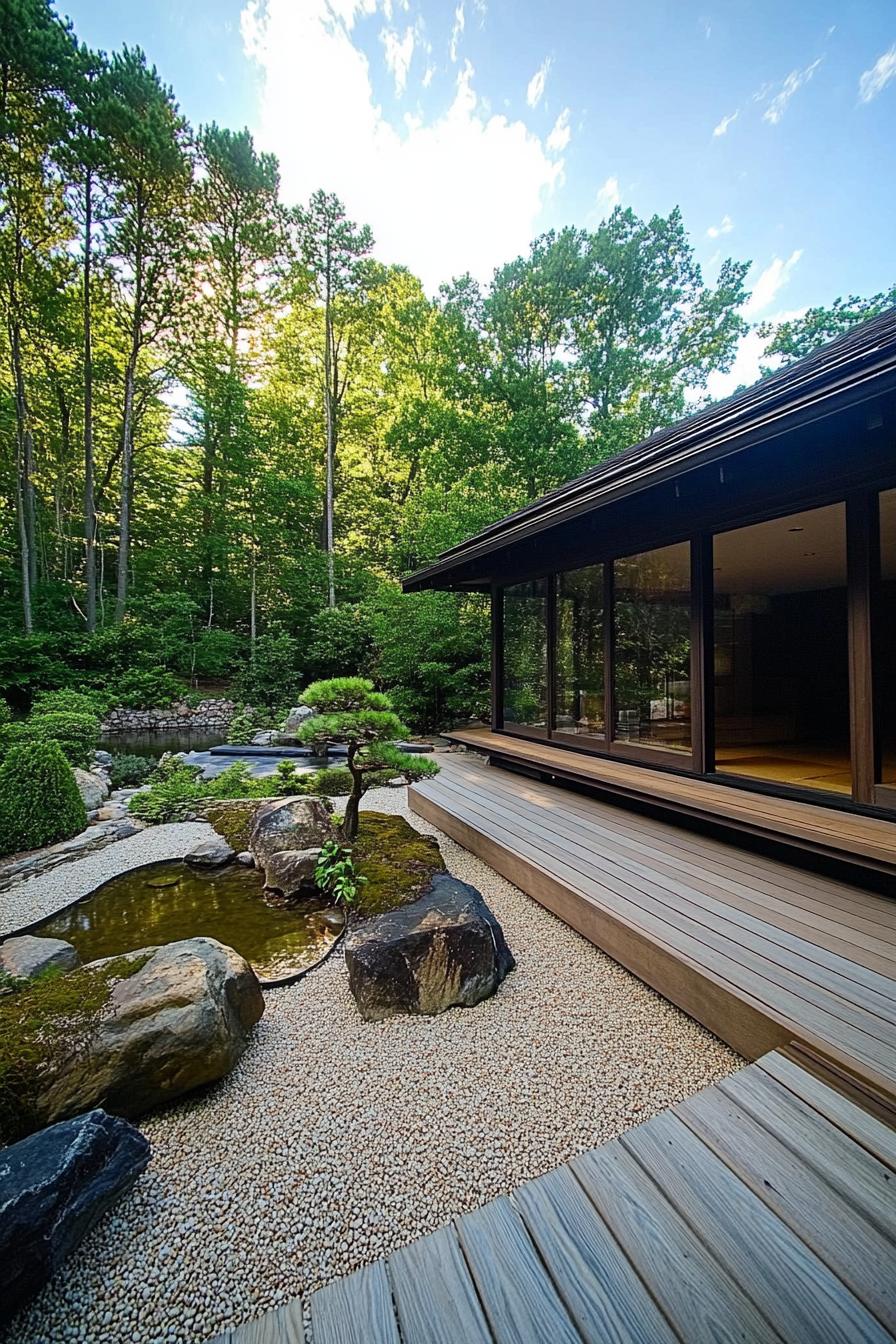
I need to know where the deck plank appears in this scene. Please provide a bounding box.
[620,1109,890,1344]
[309,1262,400,1344]
[676,1083,896,1330]
[454,1196,583,1344]
[571,1139,781,1343]
[387,1224,492,1344]
[513,1165,679,1344]
[410,755,896,1096]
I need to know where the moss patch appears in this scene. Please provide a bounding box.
[0,953,151,1144]
[349,812,445,922]
[200,798,261,852]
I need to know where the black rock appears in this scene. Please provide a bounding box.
[0,1109,150,1323]
[344,872,515,1022]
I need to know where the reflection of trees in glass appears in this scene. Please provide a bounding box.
[503,580,548,727]
[556,566,604,734]
[614,545,691,746]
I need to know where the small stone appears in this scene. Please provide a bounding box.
[185,838,235,867]
[0,934,80,980]
[236,851,255,867]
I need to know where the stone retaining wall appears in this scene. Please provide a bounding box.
[101,699,237,733]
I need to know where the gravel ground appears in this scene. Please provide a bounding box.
[4,788,740,1344]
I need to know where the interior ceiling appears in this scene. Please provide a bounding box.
[713,503,847,594]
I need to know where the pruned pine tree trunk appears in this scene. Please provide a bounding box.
[343,744,363,840]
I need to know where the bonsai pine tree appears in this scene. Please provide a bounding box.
[297,678,439,840]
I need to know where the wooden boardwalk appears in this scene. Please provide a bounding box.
[442,727,896,879]
[409,752,896,1098]
[213,1047,896,1343]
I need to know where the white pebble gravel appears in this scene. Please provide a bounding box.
[3,788,740,1344]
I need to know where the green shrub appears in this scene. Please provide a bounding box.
[107,667,188,709]
[192,627,242,679]
[128,762,204,824]
[227,705,262,744]
[108,753,154,789]
[206,762,271,799]
[3,710,100,769]
[0,702,10,728]
[31,688,110,718]
[0,741,87,856]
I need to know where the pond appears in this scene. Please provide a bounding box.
[30,859,343,987]
[99,728,229,759]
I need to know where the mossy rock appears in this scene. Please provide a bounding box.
[349,812,445,922]
[199,798,262,852]
[0,954,151,1144]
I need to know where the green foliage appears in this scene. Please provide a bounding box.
[31,687,110,718]
[0,703,10,728]
[299,676,391,714]
[108,753,154,788]
[107,667,187,708]
[0,953,151,1143]
[0,741,87,856]
[3,710,100,768]
[759,285,896,365]
[314,838,367,907]
[233,632,301,708]
[226,704,275,744]
[192,628,242,679]
[304,604,374,681]
[128,757,271,823]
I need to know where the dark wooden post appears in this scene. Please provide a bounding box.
[846,491,878,803]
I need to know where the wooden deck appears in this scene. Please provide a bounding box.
[443,727,896,879]
[213,1047,896,1343]
[409,752,896,1098]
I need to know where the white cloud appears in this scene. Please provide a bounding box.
[744,250,803,317]
[546,107,570,153]
[859,45,896,103]
[380,25,414,95]
[449,3,464,62]
[706,213,734,239]
[241,0,564,293]
[526,57,551,108]
[762,58,822,124]
[712,109,738,137]
[422,63,434,88]
[706,306,806,400]
[595,175,620,213]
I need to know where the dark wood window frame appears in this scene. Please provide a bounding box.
[491,480,896,817]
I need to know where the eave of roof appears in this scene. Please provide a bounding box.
[403,307,896,592]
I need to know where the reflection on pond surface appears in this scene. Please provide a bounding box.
[32,859,342,986]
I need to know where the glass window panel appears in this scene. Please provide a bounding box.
[502,578,548,731]
[555,565,605,738]
[613,542,691,753]
[713,502,850,795]
[879,489,896,787]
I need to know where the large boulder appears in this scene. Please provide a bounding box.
[35,938,264,1124]
[185,836,235,867]
[344,873,515,1022]
[0,1109,150,1324]
[262,847,322,902]
[0,935,80,981]
[282,705,314,734]
[249,796,334,867]
[73,768,110,810]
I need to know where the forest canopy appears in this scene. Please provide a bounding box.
[1,0,891,725]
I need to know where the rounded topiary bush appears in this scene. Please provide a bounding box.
[0,741,87,857]
[2,709,99,768]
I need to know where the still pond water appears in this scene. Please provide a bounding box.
[32,859,342,986]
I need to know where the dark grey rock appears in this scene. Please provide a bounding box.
[0,935,79,981]
[344,873,515,1022]
[249,797,334,867]
[0,1109,150,1324]
[185,837,235,867]
[262,847,322,901]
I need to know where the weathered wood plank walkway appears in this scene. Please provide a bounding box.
[213,1047,896,1343]
[409,752,896,1097]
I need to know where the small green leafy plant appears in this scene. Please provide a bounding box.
[108,753,154,788]
[315,838,367,908]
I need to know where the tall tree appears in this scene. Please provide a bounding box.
[293,191,373,607]
[99,46,190,620]
[759,285,896,365]
[191,123,284,626]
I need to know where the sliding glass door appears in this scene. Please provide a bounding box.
[554,565,605,742]
[501,578,549,735]
[613,542,692,757]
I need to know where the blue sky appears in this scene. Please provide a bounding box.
[60,0,895,391]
